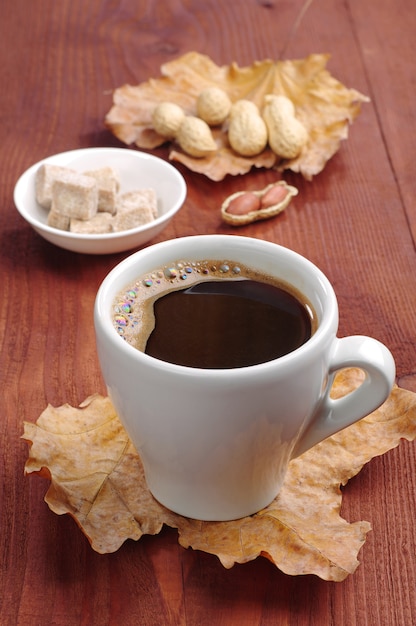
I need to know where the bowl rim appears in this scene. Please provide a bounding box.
[13,147,187,242]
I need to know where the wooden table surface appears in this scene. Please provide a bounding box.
[1,0,416,624]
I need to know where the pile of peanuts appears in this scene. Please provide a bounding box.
[151,88,308,161]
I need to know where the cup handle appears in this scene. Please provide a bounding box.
[292,336,396,458]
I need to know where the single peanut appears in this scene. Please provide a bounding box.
[226,192,261,215]
[196,87,232,126]
[260,184,289,208]
[176,116,217,157]
[262,95,308,159]
[228,100,268,157]
[152,102,185,139]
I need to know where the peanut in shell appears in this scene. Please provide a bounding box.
[221,181,298,226]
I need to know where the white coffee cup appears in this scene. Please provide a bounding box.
[94,235,395,521]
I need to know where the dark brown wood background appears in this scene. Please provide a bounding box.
[1,0,415,624]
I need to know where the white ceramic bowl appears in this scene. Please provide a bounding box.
[13,147,187,254]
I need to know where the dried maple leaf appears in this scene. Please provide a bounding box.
[22,369,416,581]
[105,52,369,181]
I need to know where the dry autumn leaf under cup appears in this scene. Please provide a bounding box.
[23,369,416,582]
[105,52,369,181]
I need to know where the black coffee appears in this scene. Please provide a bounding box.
[113,259,315,369]
[145,279,311,368]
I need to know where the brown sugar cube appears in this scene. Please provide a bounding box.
[35,164,76,209]
[111,190,157,232]
[118,189,158,217]
[135,188,158,219]
[83,167,120,214]
[51,172,98,220]
[70,212,113,234]
[47,209,70,231]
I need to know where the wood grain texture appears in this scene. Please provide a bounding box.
[1,0,415,624]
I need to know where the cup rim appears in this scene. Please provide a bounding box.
[94,235,338,376]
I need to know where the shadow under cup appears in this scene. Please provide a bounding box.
[94,235,394,521]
